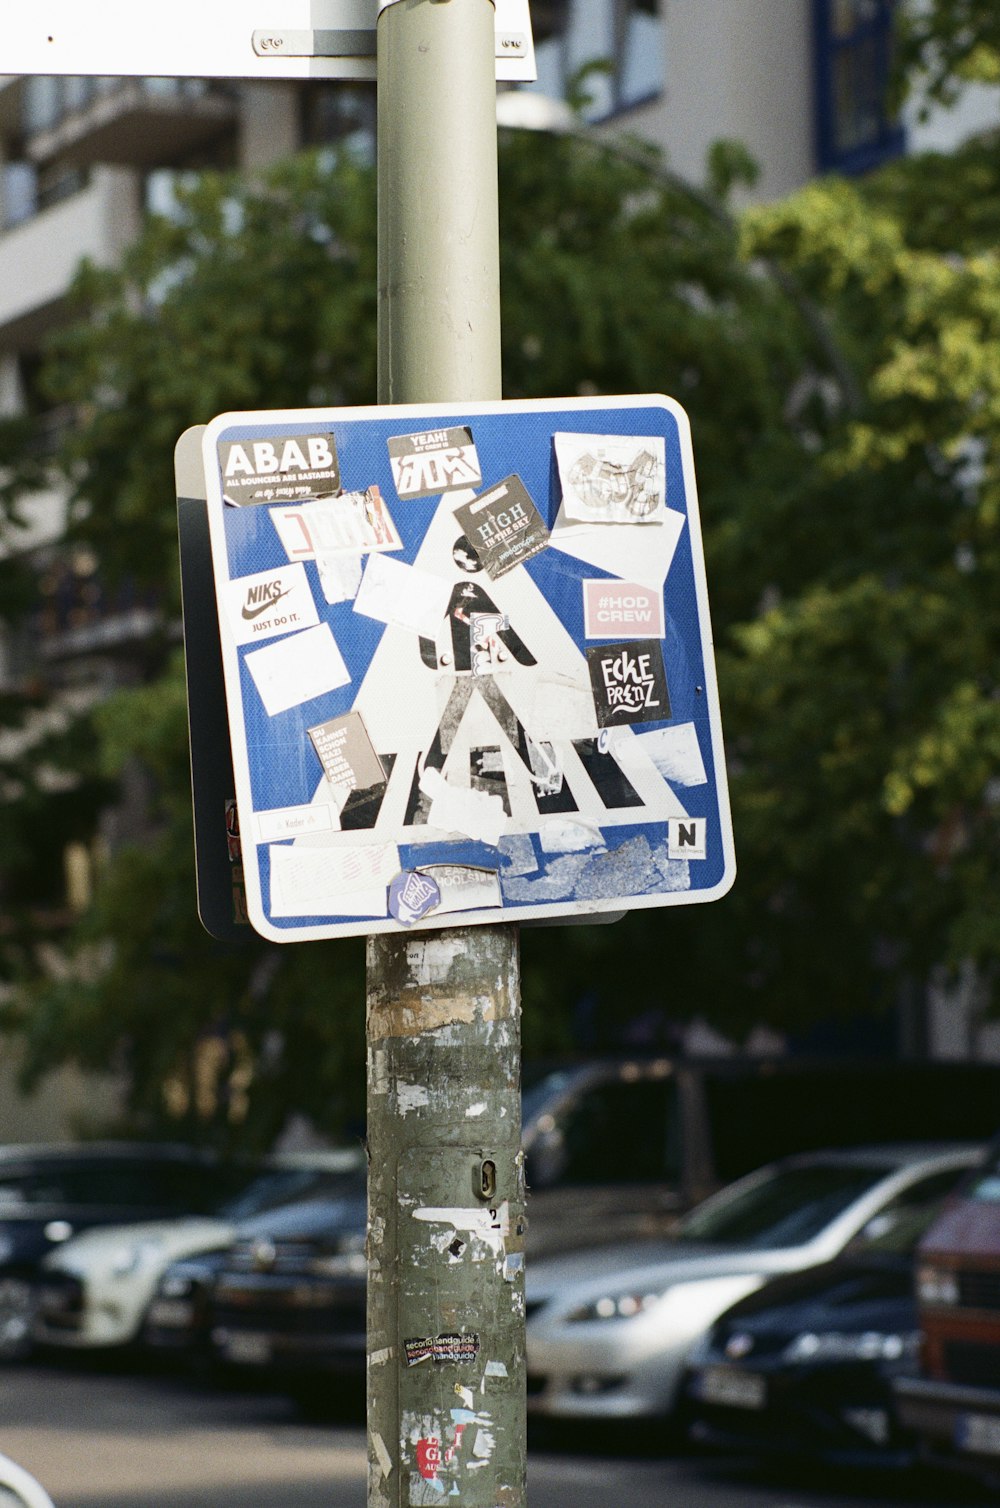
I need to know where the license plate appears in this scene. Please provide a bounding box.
[696,1365,767,1410]
[955,1412,1000,1457]
[222,1331,272,1365]
[147,1299,194,1329]
[39,1287,72,1312]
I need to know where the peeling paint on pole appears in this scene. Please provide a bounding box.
[366,926,525,1505]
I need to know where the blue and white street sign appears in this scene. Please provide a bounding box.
[201,395,735,941]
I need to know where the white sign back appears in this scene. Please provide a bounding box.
[3,0,536,82]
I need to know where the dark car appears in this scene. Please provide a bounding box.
[207,1177,368,1397]
[679,1159,976,1465]
[143,1247,233,1364]
[143,1155,367,1365]
[895,1132,1000,1485]
[0,1141,230,1359]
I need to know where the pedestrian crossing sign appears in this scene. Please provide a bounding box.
[200,395,735,940]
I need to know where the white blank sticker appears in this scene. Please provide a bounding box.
[245,623,351,716]
[353,553,452,638]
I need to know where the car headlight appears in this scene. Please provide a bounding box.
[566,1288,667,1322]
[158,1274,196,1299]
[310,1232,367,1278]
[916,1264,960,1306]
[110,1240,164,1279]
[782,1330,920,1365]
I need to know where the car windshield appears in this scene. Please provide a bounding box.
[966,1145,1000,1205]
[674,1162,896,1250]
[521,1068,573,1129]
[216,1165,365,1222]
[0,1161,213,1212]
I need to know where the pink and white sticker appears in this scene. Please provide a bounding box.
[582,579,665,639]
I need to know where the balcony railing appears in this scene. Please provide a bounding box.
[21,76,239,170]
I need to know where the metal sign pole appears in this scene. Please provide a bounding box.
[367,2,526,1506]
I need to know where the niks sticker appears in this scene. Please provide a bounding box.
[452,474,549,580]
[388,426,482,499]
[587,640,670,727]
[225,563,320,645]
[219,432,340,506]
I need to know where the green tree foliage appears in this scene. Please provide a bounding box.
[5,85,1000,1139]
[896,0,1000,106]
[2,134,832,1140]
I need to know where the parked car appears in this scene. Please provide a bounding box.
[206,1179,368,1392]
[142,1247,233,1365]
[0,1141,232,1360]
[0,1453,55,1508]
[150,1055,1000,1393]
[520,1056,1000,1255]
[679,1154,979,1464]
[34,1148,364,1353]
[895,1133,1000,1485]
[523,1144,980,1424]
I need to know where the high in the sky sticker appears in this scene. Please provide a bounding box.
[452,474,549,580]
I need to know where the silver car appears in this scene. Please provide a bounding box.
[525,1144,980,1422]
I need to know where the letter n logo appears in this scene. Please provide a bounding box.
[668,817,707,861]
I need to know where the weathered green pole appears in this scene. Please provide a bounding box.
[367,3,526,1506]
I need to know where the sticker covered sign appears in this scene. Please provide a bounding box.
[200,394,735,941]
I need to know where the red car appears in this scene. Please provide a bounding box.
[895,1134,1000,1484]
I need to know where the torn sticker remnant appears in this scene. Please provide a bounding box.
[270,486,402,560]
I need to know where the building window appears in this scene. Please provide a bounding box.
[300,83,376,152]
[814,0,904,173]
[530,0,663,121]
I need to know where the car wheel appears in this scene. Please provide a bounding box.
[0,1280,36,1362]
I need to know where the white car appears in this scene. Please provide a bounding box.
[34,1148,363,1351]
[524,1144,980,1423]
[0,1454,55,1508]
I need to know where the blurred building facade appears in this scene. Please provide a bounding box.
[0,0,997,1135]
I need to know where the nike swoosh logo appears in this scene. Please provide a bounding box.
[242,587,292,620]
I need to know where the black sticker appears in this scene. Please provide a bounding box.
[452,475,549,580]
[388,427,482,499]
[218,432,341,506]
[404,1333,481,1367]
[587,641,670,727]
[308,710,386,794]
